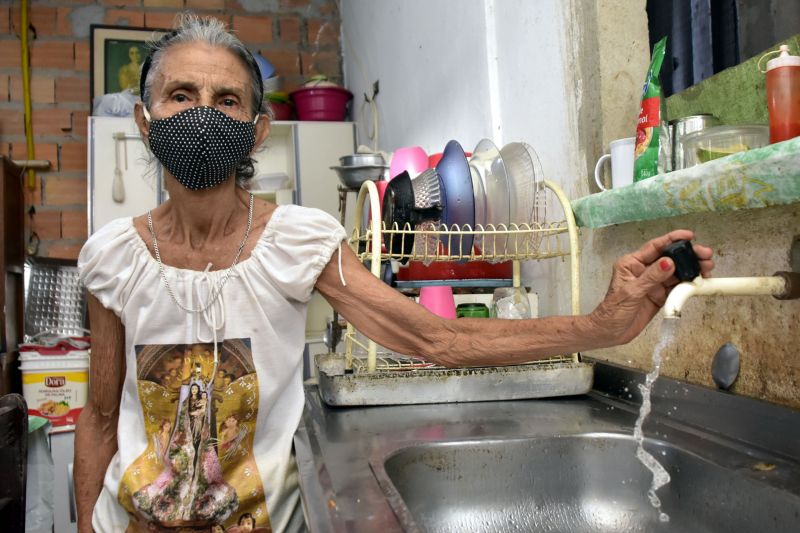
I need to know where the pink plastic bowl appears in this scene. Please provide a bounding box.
[290,86,353,121]
[390,146,429,180]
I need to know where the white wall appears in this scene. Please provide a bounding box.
[341,0,493,155]
[341,0,582,186]
[341,0,589,313]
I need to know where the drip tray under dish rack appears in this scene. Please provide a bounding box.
[315,353,593,406]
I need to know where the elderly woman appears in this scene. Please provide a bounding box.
[74,15,713,533]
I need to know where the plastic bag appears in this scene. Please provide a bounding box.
[25,417,54,533]
[634,37,671,181]
[92,89,139,117]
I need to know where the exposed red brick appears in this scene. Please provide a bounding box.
[59,142,87,172]
[278,17,302,44]
[61,209,88,239]
[300,50,341,78]
[307,19,339,47]
[319,0,339,17]
[23,174,43,206]
[10,75,55,104]
[105,9,145,27]
[262,48,301,76]
[55,7,72,36]
[279,0,312,10]
[31,209,61,240]
[145,12,179,30]
[143,0,184,8]
[55,76,90,104]
[32,108,73,136]
[0,109,25,136]
[10,6,58,37]
[12,142,58,170]
[0,7,10,34]
[282,74,305,93]
[74,41,90,71]
[233,15,273,44]
[98,0,142,6]
[187,0,226,9]
[46,241,83,260]
[0,40,22,69]
[71,110,90,138]
[0,142,9,156]
[44,175,87,206]
[30,40,75,70]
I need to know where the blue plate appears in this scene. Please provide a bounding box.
[436,140,474,256]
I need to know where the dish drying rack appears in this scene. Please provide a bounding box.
[316,179,592,406]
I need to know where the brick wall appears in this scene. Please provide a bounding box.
[0,0,343,259]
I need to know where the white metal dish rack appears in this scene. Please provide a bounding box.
[316,178,590,406]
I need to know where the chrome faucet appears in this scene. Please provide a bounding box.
[663,272,800,318]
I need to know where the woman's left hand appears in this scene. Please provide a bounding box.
[588,230,714,345]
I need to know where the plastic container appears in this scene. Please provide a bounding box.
[456,303,490,318]
[766,45,800,143]
[418,286,457,319]
[19,341,90,428]
[680,125,769,167]
[290,86,353,121]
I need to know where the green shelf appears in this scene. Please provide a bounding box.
[571,136,800,228]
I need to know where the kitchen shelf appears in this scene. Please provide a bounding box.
[572,136,800,228]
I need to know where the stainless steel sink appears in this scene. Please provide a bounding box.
[372,433,800,533]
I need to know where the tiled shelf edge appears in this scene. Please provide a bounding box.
[571,136,800,228]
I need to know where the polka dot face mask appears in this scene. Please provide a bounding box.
[144,106,258,190]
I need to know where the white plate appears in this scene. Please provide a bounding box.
[469,139,510,257]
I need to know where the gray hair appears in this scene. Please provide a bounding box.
[141,13,271,183]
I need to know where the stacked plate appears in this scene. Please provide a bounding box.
[381,138,547,263]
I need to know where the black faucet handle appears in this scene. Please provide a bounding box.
[663,240,701,282]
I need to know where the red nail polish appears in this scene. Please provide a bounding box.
[659,259,671,271]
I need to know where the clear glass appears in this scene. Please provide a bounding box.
[491,287,531,319]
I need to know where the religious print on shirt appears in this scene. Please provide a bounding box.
[118,339,272,532]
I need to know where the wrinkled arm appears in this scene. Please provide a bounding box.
[316,231,713,367]
[74,294,126,533]
[316,245,600,367]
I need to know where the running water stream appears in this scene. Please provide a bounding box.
[633,318,678,523]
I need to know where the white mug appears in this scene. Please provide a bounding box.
[594,137,635,191]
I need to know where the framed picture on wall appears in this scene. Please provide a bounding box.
[90,25,170,105]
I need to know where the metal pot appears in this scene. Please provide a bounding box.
[339,153,385,167]
[330,164,387,189]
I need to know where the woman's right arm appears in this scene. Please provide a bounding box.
[74,294,126,533]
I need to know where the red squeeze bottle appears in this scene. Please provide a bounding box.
[766,45,800,144]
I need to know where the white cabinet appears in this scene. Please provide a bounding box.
[50,430,77,533]
[88,117,164,234]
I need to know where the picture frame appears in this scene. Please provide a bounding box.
[90,25,170,105]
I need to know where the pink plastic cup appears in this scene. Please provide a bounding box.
[390,146,429,180]
[418,286,456,319]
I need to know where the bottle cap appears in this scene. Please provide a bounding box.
[663,240,701,282]
[767,45,800,71]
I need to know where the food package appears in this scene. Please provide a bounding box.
[634,37,671,181]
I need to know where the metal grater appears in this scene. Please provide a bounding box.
[24,258,87,339]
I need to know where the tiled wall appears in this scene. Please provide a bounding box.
[0,0,343,259]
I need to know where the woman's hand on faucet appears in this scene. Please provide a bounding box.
[589,230,714,345]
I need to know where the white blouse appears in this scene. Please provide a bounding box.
[78,204,346,533]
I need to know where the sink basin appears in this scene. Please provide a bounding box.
[372,433,800,533]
